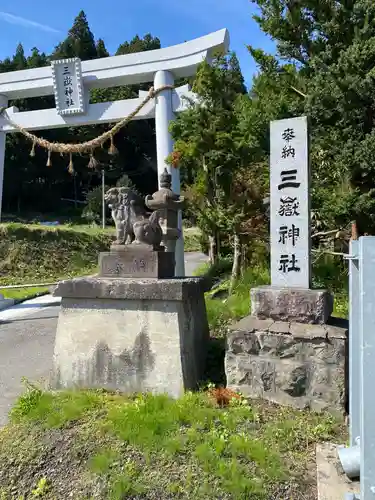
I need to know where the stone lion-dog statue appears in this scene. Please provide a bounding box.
[104,187,162,249]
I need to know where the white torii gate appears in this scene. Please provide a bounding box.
[0,29,229,276]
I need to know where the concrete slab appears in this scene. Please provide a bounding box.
[0,294,61,322]
[316,442,360,500]
[0,296,14,311]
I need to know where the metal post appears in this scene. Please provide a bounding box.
[349,240,360,446]
[359,236,375,499]
[102,168,105,230]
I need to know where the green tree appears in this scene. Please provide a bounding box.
[169,53,265,279]
[250,0,375,234]
[53,10,97,60]
[27,48,49,69]
[95,39,109,58]
[0,12,171,217]
[116,34,160,55]
[13,43,27,70]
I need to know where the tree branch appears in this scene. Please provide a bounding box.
[290,86,307,98]
[312,249,347,257]
[311,229,340,238]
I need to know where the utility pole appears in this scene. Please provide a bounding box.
[73,172,78,209]
[102,168,105,230]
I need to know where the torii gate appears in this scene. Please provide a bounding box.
[0,29,229,276]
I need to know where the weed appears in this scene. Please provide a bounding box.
[205,264,270,335]
[31,478,49,497]
[2,389,345,499]
[11,387,104,428]
[10,378,43,421]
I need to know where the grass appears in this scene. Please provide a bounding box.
[198,253,350,337]
[205,267,269,335]
[0,384,345,499]
[0,233,349,498]
[0,286,48,301]
[0,223,112,282]
[0,223,113,302]
[0,222,202,301]
[194,260,270,336]
[183,226,202,252]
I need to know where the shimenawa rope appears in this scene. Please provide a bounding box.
[0,84,174,173]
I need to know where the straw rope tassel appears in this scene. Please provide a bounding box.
[88,151,98,169]
[108,134,118,155]
[30,139,36,157]
[68,153,74,174]
[46,149,52,167]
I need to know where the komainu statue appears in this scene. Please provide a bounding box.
[105,186,164,249]
[133,211,163,249]
[104,187,147,245]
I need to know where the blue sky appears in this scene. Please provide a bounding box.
[0,0,275,87]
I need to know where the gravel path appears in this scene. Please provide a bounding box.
[0,252,209,425]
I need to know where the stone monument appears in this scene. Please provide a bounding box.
[52,172,209,398]
[225,117,348,415]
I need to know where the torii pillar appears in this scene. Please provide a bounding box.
[154,70,185,277]
[0,94,7,222]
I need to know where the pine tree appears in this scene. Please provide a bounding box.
[116,34,160,55]
[96,39,109,58]
[250,0,375,232]
[27,48,48,69]
[169,53,264,269]
[1,12,165,214]
[53,10,97,60]
[13,44,27,70]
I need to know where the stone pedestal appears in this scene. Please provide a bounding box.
[225,286,347,415]
[99,245,175,279]
[52,277,209,398]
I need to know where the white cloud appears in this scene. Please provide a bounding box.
[0,11,60,34]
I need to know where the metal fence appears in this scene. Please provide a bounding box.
[338,237,375,500]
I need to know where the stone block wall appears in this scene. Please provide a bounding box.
[225,316,348,415]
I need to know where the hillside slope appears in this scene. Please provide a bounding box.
[0,224,113,287]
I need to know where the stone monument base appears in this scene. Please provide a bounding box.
[225,316,347,415]
[52,277,209,398]
[225,285,347,415]
[251,286,334,324]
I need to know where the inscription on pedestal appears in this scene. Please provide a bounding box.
[101,255,155,277]
[99,248,174,279]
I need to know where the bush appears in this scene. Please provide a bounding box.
[116,174,137,190]
[312,254,348,292]
[82,185,110,223]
